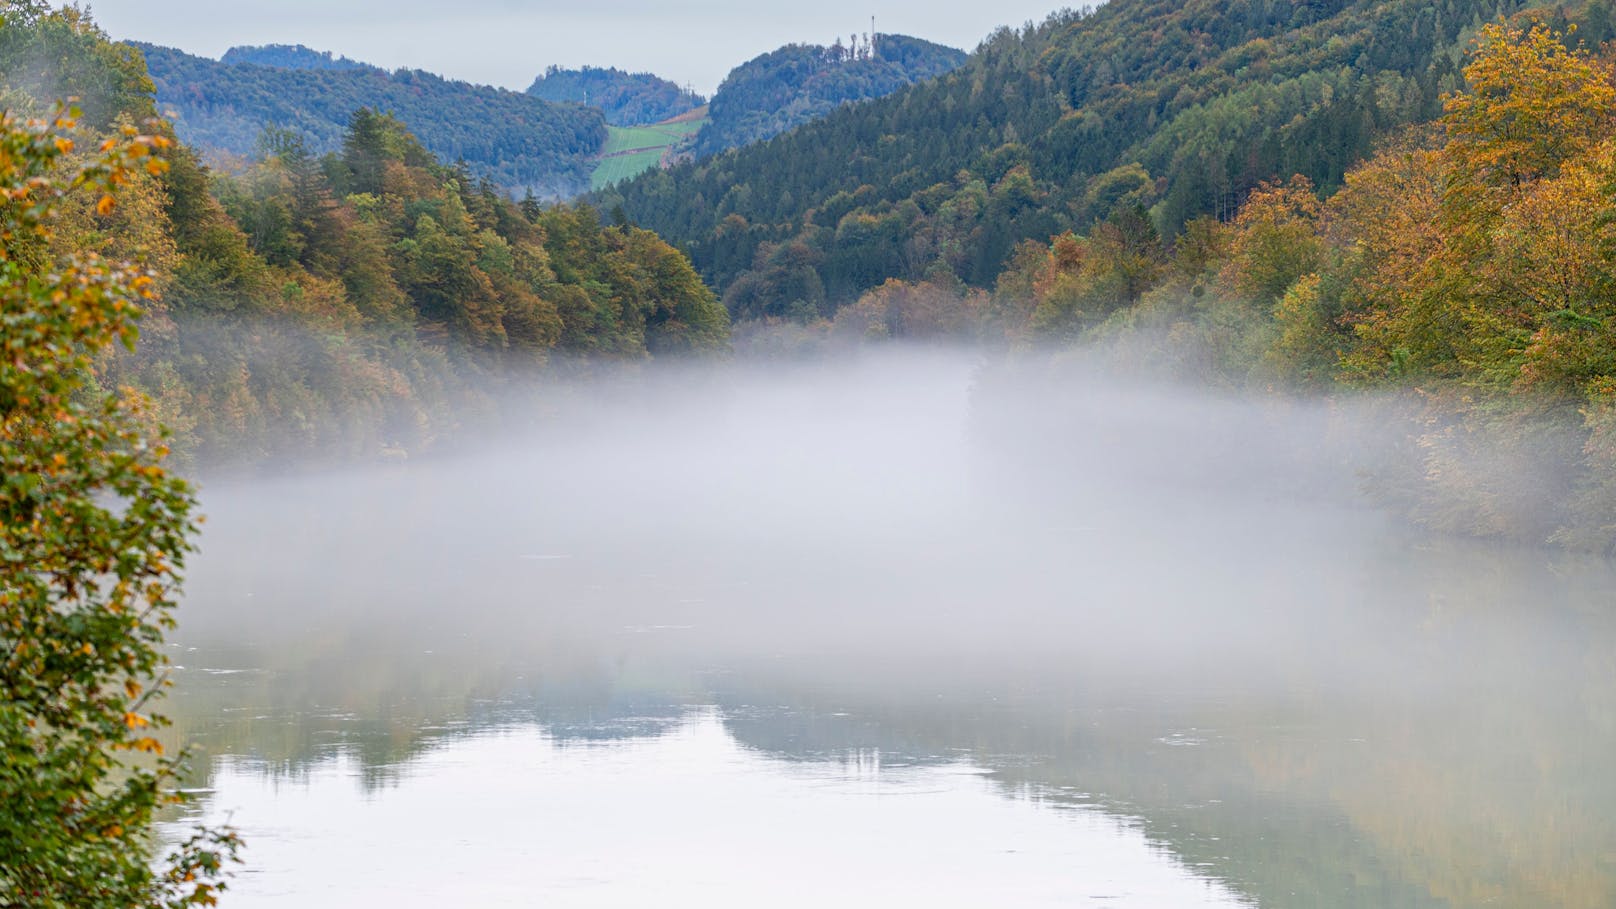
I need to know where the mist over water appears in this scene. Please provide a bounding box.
[166,348,1616,908]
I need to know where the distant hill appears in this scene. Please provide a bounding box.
[599,0,1529,313]
[2,4,728,468]
[528,65,703,126]
[220,43,377,72]
[138,43,606,197]
[692,33,967,157]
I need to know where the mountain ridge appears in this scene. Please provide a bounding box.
[137,42,606,197]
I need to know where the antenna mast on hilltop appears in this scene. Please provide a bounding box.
[871,16,877,54]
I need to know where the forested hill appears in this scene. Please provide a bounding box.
[528,65,704,126]
[0,3,728,468]
[691,33,967,157]
[138,42,607,197]
[597,0,1559,318]
[220,43,377,71]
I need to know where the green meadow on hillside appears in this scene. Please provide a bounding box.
[591,110,706,190]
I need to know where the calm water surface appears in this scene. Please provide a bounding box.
[160,354,1616,908]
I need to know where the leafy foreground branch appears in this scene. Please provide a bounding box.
[1,108,239,906]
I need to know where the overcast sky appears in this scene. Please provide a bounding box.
[85,1,1073,97]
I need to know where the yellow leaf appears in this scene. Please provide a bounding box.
[130,736,163,754]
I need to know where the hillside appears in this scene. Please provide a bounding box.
[599,0,1556,315]
[591,108,707,191]
[528,65,703,126]
[608,0,1616,549]
[0,5,727,468]
[220,43,376,71]
[137,42,607,197]
[692,33,967,157]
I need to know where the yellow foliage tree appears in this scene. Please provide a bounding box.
[1443,22,1616,196]
[1331,143,1459,379]
[1221,175,1324,308]
[1440,23,1616,389]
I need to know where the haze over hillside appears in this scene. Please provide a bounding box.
[138,42,607,196]
[83,0,1065,98]
[692,32,968,157]
[139,33,969,197]
[556,32,967,191]
[221,42,374,71]
[528,65,704,127]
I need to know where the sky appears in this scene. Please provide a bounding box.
[84,0,1073,97]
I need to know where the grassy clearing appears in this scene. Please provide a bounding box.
[592,148,667,191]
[590,109,708,191]
[656,118,704,137]
[602,125,677,155]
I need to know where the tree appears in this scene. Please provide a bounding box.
[1433,22,1616,389]
[0,108,239,906]
[1443,21,1616,193]
[1222,175,1325,308]
[1330,142,1460,379]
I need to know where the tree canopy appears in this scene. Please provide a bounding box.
[1,3,728,468]
[597,0,1550,316]
[691,33,967,157]
[527,65,703,127]
[0,103,240,908]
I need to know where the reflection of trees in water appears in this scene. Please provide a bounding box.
[163,438,1616,907]
[705,544,1616,909]
[162,627,636,793]
[704,650,1616,909]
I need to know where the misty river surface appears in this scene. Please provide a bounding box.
[160,351,1616,908]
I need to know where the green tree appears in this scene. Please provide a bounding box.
[0,108,239,906]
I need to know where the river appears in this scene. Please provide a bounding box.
[159,350,1616,908]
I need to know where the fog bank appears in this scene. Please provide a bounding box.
[178,347,1612,701]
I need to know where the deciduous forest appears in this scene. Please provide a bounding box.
[1,3,728,469]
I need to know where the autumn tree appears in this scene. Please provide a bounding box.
[1443,21,1616,194]
[1221,175,1325,308]
[1439,22,1616,389]
[0,108,239,907]
[831,272,989,343]
[1330,141,1459,380]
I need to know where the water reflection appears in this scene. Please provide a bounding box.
[163,566,1616,909]
[168,712,1253,908]
[161,353,1616,908]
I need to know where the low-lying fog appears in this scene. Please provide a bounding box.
[167,347,1616,909]
[180,346,1609,694]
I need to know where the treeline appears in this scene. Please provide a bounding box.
[599,0,1562,317]
[753,16,1616,551]
[690,33,967,158]
[528,65,704,127]
[136,42,607,197]
[221,43,376,72]
[1,3,727,467]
